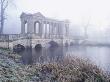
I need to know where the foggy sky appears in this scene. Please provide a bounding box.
[3,0,110,40]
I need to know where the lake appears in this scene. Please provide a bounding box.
[19,46,110,72]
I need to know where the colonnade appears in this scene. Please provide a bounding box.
[20,12,69,38]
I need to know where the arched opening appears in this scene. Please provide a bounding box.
[13,44,25,53]
[24,21,27,33]
[47,23,49,34]
[70,42,74,46]
[49,41,59,48]
[35,44,42,50]
[34,21,40,34]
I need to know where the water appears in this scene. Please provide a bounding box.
[19,47,64,64]
[65,46,110,71]
[19,46,110,71]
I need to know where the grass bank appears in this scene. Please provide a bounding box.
[0,48,110,82]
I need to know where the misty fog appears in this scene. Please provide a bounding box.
[3,0,110,43]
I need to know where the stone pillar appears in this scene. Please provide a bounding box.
[50,23,53,38]
[52,23,55,38]
[51,23,54,35]
[48,22,51,38]
[42,21,45,38]
[61,23,63,35]
[56,23,58,38]
[45,21,47,38]
[34,22,36,34]
[39,21,44,37]
[27,20,34,34]
[31,21,35,34]
[48,23,50,34]
[41,21,44,38]
[67,24,69,36]
[55,23,57,38]
[49,22,51,38]
[66,24,69,36]
[54,23,56,35]
[57,23,60,38]
[21,20,25,34]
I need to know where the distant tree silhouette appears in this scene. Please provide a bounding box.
[0,0,15,34]
[0,0,8,34]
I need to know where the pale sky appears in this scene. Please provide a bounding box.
[4,0,110,38]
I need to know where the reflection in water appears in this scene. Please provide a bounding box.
[19,46,110,71]
[19,47,64,64]
[20,48,33,64]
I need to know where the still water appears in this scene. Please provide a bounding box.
[19,46,110,71]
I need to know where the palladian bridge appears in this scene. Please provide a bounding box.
[0,12,76,50]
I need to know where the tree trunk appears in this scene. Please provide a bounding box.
[0,1,4,34]
[0,0,8,34]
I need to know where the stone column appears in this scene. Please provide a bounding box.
[65,24,69,36]
[53,23,57,38]
[54,23,56,35]
[41,21,44,38]
[50,23,53,38]
[27,20,34,34]
[21,20,25,34]
[44,21,47,38]
[48,22,51,38]
[60,22,65,38]
[42,21,44,37]
[56,23,58,38]
[66,24,69,36]
[49,22,51,38]
[34,22,36,34]
[31,21,35,34]
[57,23,60,38]
[52,23,55,38]
[51,23,53,35]
[39,21,44,37]
[65,24,67,36]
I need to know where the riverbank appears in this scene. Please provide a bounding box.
[0,48,110,82]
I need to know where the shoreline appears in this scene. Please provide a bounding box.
[0,48,110,82]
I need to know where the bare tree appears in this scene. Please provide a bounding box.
[84,18,91,39]
[82,16,91,39]
[0,0,9,34]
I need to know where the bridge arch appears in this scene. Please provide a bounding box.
[65,42,69,47]
[13,44,25,52]
[35,44,42,50]
[49,41,59,48]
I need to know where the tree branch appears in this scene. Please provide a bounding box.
[1,0,6,4]
[3,1,8,10]
[2,0,6,3]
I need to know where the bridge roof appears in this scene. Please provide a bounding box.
[20,12,69,24]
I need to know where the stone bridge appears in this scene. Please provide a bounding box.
[0,33,73,50]
[0,12,87,50]
[0,12,76,50]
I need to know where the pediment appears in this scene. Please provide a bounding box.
[33,12,45,18]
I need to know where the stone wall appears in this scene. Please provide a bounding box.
[0,41,9,48]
